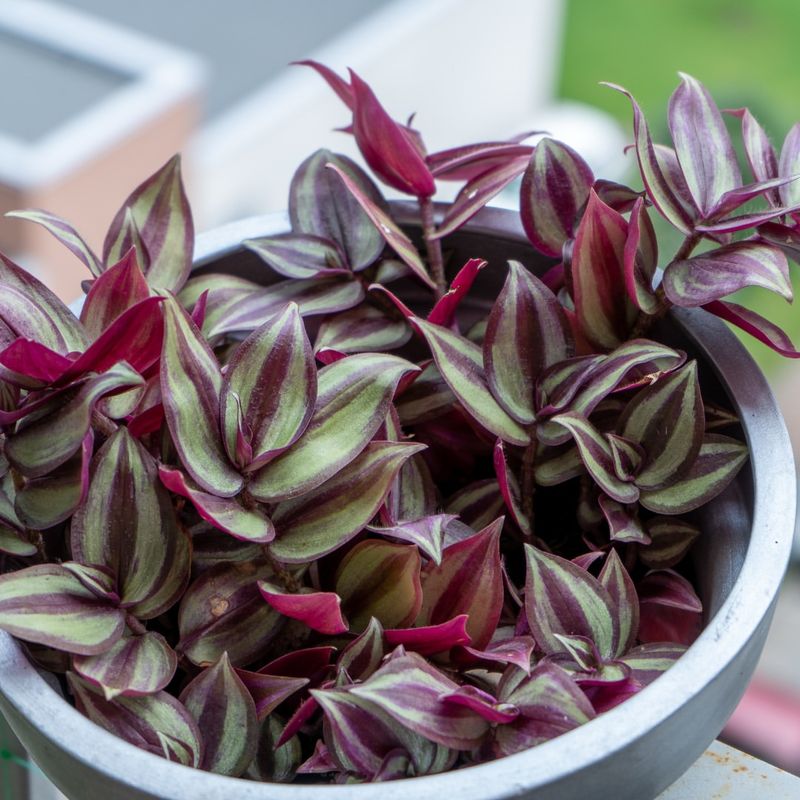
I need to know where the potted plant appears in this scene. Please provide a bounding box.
[0,64,795,799]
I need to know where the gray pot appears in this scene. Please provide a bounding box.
[0,205,795,800]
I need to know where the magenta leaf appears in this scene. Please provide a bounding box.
[0,338,73,389]
[663,242,791,307]
[258,582,347,635]
[179,652,258,776]
[493,439,531,536]
[348,69,435,197]
[385,615,472,656]
[623,198,659,314]
[598,496,649,544]
[350,651,489,749]
[520,138,594,257]
[428,139,533,181]
[638,570,703,645]
[460,631,536,674]
[234,669,308,721]
[69,672,202,767]
[427,258,486,328]
[704,299,800,358]
[524,544,618,659]
[441,685,519,724]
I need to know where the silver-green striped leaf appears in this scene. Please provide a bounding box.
[249,353,419,502]
[270,441,424,563]
[245,233,349,279]
[315,304,412,355]
[598,549,639,657]
[415,318,529,445]
[179,652,258,777]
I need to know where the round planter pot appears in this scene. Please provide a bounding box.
[0,205,795,800]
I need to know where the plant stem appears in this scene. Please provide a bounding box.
[125,614,147,636]
[630,231,701,338]
[521,426,537,540]
[419,195,446,299]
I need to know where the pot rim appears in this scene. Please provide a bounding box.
[0,204,795,799]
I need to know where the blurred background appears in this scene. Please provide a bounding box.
[1,0,800,794]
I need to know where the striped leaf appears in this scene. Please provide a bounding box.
[0,563,125,655]
[520,138,594,257]
[621,361,703,490]
[779,123,800,206]
[234,670,308,721]
[257,582,347,635]
[639,434,748,514]
[415,318,529,445]
[396,361,456,426]
[289,149,385,270]
[270,441,424,563]
[493,661,595,756]
[484,261,573,424]
[160,296,242,497]
[73,632,177,700]
[177,562,283,667]
[158,467,274,544]
[71,428,191,618]
[384,450,438,525]
[524,544,618,659]
[104,156,194,292]
[695,204,800,234]
[619,642,687,687]
[550,413,639,504]
[112,210,151,275]
[221,303,316,471]
[604,84,694,233]
[349,69,436,197]
[418,518,504,650]
[460,631,536,674]
[79,248,151,340]
[445,479,504,531]
[706,176,798,220]
[249,353,418,502]
[663,242,791,307]
[7,209,103,276]
[571,191,637,349]
[350,651,489,749]
[335,540,422,632]
[598,496,649,544]
[0,252,87,354]
[728,107,780,205]
[14,431,92,530]
[68,673,202,767]
[606,434,644,481]
[244,233,349,279]
[368,514,454,566]
[248,714,303,782]
[434,157,529,239]
[179,652,258,776]
[5,363,142,477]
[337,617,385,681]
[326,163,435,290]
[623,198,659,314]
[535,354,605,417]
[315,304,411,354]
[385,615,471,655]
[598,549,639,656]
[594,179,643,212]
[641,517,700,569]
[668,73,741,215]
[429,139,534,181]
[533,440,583,486]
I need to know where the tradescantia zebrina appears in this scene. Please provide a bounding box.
[0,63,795,783]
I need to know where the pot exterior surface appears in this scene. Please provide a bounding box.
[0,206,794,800]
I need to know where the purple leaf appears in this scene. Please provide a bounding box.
[638,570,702,646]
[727,108,780,205]
[0,338,73,389]
[69,673,202,767]
[257,582,348,635]
[0,563,125,655]
[73,632,177,700]
[325,163,435,289]
[427,258,486,328]
[160,297,242,496]
[598,496,650,544]
[706,176,798,220]
[668,73,741,215]
[249,353,419,502]
[179,652,258,776]
[234,669,308,721]
[7,209,103,276]
[484,261,573,424]
[434,157,529,239]
[104,155,194,292]
[594,179,643,213]
[385,615,472,656]
[429,140,533,181]
[704,299,800,357]
[779,123,800,207]
[368,515,452,566]
[289,149,386,270]
[520,138,594,257]
[269,441,425,563]
[695,205,800,234]
[243,233,350,279]
[493,439,531,537]
[348,69,435,197]
[623,198,659,314]
[664,242,791,307]
[158,467,274,544]
[571,191,637,349]
[604,84,694,233]
[440,685,519,724]
[460,632,536,674]
[524,544,618,659]
[295,60,354,108]
[350,651,489,749]
[334,540,422,631]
